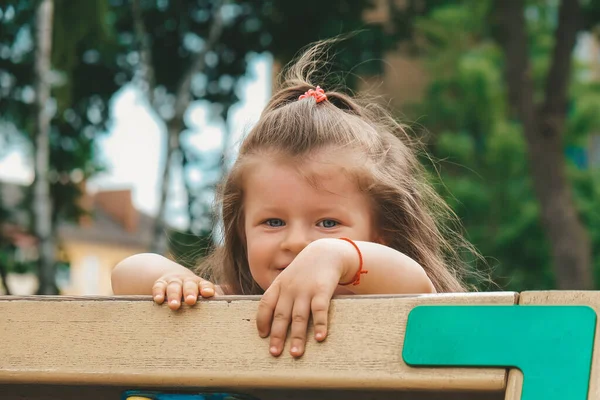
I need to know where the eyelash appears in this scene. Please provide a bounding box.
[318,219,339,228]
[262,219,340,228]
[264,218,284,228]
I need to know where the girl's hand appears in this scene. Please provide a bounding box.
[152,273,218,310]
[255,239,354,358]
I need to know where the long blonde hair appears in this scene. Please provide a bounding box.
[196,41,478,294]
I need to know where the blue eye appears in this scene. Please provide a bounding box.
[318,219,339,228]
[265,219,285,227]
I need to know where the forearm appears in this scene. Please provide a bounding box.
[111,253,196,295]
[327,239,436,295]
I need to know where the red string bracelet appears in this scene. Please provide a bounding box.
[338,237,368,286]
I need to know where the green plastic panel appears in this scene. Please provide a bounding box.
[403,305,596,400]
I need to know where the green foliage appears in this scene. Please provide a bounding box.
[408,0,600,291]
[266,0,386,81]
[0,0,127,227]
[117,0,277,238]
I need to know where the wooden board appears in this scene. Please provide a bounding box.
[504,369,523,400]
[504,291,600,400]
[0,293,516,391]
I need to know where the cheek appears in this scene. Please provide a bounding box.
[245,235,268,269]
[245,237,258,265]
[245,237,274,291]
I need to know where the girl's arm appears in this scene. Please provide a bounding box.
[328,239,437,294]
[111,253,193,295]
[255,238,436,358]
[111,253,219,309]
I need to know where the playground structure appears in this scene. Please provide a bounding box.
[1,291,599,400]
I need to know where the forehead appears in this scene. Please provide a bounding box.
[242,154,368,208]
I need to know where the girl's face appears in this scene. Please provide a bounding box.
[242,155,377,291]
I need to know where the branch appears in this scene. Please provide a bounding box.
[542,0,581,119]
[132,0,156,104]
[150,0,225,253]
[493,0,536,127]
[33,0,58,294]
[172,0,224,120]
[0,260,11,295]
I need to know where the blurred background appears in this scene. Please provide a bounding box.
[0,0,598,296]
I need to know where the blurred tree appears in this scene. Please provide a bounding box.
[32,0,56,294]
[493,0,592,289]
[0,0,127,293]
[120,0,273,255]
[0,181,12,295]
[401,0,600,290]
[129,0,228,255]
[265,0,386,80]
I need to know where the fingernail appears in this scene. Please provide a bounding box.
[270,346,278,355]
[291,347,298,354]
[170,300,177,305]
[186,295,195,302]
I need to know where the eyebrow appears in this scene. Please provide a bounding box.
[251,205,350,215]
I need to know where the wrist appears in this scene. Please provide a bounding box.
[337,238,363,285]
[305,238,350,279]
[310,238,360,283]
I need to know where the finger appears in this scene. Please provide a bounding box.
[268,294,294,357]
[311,294,331,342]
[152,280,167,304]
[199,279,215,298]
[166,278,183,310]
[256,283,280,338]
[289,297,311,357]
[183,278,200,305]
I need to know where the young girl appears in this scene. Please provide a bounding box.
[112,43,475,359]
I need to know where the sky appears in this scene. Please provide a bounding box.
[0,53,272,228]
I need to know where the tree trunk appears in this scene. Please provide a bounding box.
[495,0,592,289]
[33,0,58,295]
[131,0,155,104]
[0,261,11,295]
[146,0,224,255]
[0,181,9,295]
[151,120,181,255]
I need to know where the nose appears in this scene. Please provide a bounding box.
[280,224,311,255]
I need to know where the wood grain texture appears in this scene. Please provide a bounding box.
[518,291,600,400]
[0,293,517,391]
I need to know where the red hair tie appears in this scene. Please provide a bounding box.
[298,86,327,103]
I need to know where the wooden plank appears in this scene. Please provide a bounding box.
[0,293,516,391]
[516,291,600,400]
[504,369,523,400]
[1,384,505,400]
